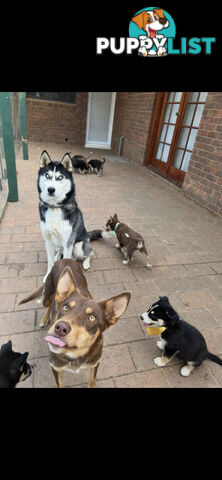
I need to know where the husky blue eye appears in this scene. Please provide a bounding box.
[57,175,63,181]
[45,173,51,179]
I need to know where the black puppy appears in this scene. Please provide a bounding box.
[70,154,91,174]
[0,340,32,388]
[88,157,105,176]
[141,296,222,376]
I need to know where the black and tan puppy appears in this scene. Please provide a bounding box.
[0,340,32,388]
[70,153,92,174]
[88,157,105,176]
[19,259,131,388]
[141,296,222,376]
[106,213,152,268]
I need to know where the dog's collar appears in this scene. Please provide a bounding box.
[114,222,120,232]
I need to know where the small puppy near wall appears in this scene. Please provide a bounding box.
[70,153,92,175]
[106,213,152,268]
[0,340,32,388]
[88,157,105,176]
[141,296,222,376]
[19,259,131,388]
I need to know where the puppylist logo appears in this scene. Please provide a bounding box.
[96,7,216,57]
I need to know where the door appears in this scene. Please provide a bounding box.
[145,92,208,186]
[85,92,116,149]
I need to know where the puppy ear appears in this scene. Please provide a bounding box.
[0,340,12,353]
[132,11,149,30]
[159,296,169,302]
[40,150,52,168]
[13,352,29,369]
[55,267,76,304]
[99,291,131,329]
[60,153,73,172]
[153,8,165,19]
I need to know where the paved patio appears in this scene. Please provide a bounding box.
[1,141,222,388]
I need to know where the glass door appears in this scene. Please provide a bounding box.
[146,92,208,186]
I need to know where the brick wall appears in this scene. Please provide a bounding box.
[112,92,157,164]
[26,92,88,145]
[183,92,222,217]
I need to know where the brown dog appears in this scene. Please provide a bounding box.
[106,213,152,269]
[19,259,131,388]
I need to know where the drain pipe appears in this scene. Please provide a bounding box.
[118,136,125,156]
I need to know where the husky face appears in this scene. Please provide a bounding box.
[38,151,74,206]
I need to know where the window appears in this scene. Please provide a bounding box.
[26,92,76,104]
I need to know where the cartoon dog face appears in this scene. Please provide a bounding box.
[132,8,169,39]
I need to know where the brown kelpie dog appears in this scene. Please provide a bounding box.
[19,259,131,388]
[106,213,152,269]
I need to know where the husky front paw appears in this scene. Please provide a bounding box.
[83,257,91,270]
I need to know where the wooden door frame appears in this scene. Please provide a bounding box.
[144,92,190,186]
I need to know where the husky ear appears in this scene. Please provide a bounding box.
[60,153,73,172]
[40,150,52,168]
[55,267,76,304]
[99,291,131,329]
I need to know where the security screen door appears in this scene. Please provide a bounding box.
[145,92,208,186]
[85,92,116,149]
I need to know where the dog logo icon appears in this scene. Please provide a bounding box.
[129,7,175,56]
[96,7,216,56]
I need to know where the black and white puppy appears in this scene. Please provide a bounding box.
[38,151,108,282]
[141,296,222,376]
[88,157,105,176]
[0,340,32,388]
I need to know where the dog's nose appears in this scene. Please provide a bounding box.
[159,17,167,25]
[55,321,71,337]
[48,187,55,195]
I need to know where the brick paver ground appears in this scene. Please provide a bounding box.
[1,141,222,388]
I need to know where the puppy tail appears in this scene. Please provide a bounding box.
[102,157,106,164]
[207,352,222,366]
[88,230,114,241]
[18,284,45,305]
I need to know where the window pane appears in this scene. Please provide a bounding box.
[165,124,176,144]
[156,142,163,160]
[162,144,170,163]
[173,149,184,169]
[199,92,208,102]
[193,104,205,127]
[174,92,182,102]
[163,103,171,122]
[181,151,192,172]
[183,104,196,126]
[188,92,199,102]
[168,92,175,102]
[170,104,180,124]
[159,124,167,141]
[187,128,198,151]
[177,127,190,149]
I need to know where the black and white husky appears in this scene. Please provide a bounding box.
[38,151,109,282]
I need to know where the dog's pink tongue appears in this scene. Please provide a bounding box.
[45,335,66,347]
[149,27,156,39]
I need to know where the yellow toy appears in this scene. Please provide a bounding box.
[146,326,167,335]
